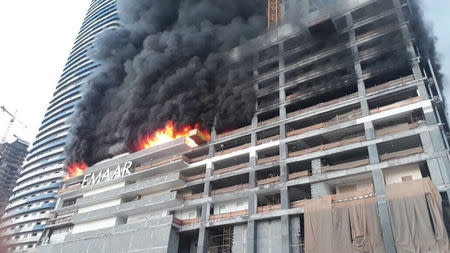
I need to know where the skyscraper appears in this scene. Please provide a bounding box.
[0,139,29,216]
[0,1,118,251]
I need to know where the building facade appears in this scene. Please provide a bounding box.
[0,1,119,252]
[37,0,450,252]
[0,139,29,216]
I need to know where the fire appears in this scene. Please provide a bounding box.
[65,162,88,179]
[137,121,210,150]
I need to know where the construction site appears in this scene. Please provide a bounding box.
[26,0,450,252]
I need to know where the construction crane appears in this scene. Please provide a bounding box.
[1,105,27,143]
[267,0,282,28]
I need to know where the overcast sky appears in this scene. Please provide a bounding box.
[0,0,449,145]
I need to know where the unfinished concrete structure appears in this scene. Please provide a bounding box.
[34,0,450,252]
[0,139,29,216]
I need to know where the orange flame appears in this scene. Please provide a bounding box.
[65,162,88,179]
[137,121,210,151]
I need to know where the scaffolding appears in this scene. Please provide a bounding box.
[207,226,234,253]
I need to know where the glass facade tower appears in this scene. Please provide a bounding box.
[0,1,118,252]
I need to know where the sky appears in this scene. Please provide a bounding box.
[0,0,91,144]
[0,0,449,145]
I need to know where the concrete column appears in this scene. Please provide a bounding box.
[372,169,397,253]
[250,116,258,188]
[246,220,256,253]
[392,0,424,80]
[277,47,290,253]
[362,96,396,252]
[281,215,290,253]
[281,186,289,210]
[311,159,331,198]
[279,41,286,121]
[420,132,447,185]
[196,226,208,253]
[368,145,380,164]
[346,13,367,99]
[311,158,322,175]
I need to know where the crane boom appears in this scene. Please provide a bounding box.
[0,106,15,118]
[0,105,27,143]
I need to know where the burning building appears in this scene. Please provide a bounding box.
[32,0,450,252]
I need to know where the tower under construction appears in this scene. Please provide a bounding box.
[31,0,450,252]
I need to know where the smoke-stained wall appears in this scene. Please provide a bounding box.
[65,0,266,166]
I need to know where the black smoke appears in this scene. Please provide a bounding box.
[65,0,266,166]
[408,0,443,84]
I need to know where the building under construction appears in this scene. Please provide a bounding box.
[0,139,28,217]
[33,0,450,252]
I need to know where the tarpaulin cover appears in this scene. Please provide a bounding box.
[304,189,384,253]
[304,178,449,253]
[386,178,449,253]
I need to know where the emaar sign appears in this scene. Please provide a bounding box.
[81,161,134,188]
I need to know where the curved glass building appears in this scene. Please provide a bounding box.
[0,1,118,251]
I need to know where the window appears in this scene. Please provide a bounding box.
[218,205,226,214]
[236,201,244,209]
[188,211,196,219]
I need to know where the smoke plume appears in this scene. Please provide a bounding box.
[409,0,443,84]
[65,0,266,165]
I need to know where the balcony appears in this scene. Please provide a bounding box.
[287,108,362,138]
[289,135,366,159]
[322,158,370,172]
[256,135,280,145]
[209,210,248,222]
[256,204,281,214]
[58,183,81,195]
[46,209,79,227]
[370,97,421,115]
[177,192,204,201]
[213,155,249,176]
[213,162,249,176]
[379,146,424,162]
[216,125,252,140]
[211,184,249,196]
[290,199,306,208]
[181,173,206,182]
[257,116,280,127]
[173,217,201,226]
[288,170,310,180]
[366,75,414,94]
[257,176,280,186]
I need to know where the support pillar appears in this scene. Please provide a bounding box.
[196,226,208,253]
[372,169,397,253]
[310,159,331,198]
[281,215,290,253]
[246,220,256,253]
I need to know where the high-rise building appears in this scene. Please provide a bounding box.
[35,0,450,253]
[0,1,119,252]
[0,139,29,216]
